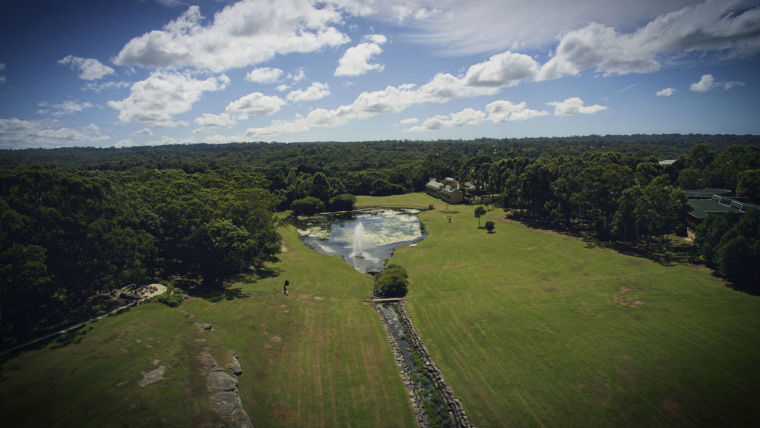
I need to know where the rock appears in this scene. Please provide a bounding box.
[226,352,243,376]
[139,366,165,387]
[207,370,238,392]
[196,323,213,331]
[210,391,253,428]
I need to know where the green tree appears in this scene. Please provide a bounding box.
[474,206,486,227]
[291,196,325,215]
[737,170,760,203]
[484,220,495,233]
[375,264,409,298]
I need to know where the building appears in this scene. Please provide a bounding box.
[425,177,464,204]
[684,189,760,235]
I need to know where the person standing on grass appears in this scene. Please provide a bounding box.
[283,280,289,296]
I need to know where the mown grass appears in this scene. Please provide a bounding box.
[0,224,414,427]
[382,194,760,427]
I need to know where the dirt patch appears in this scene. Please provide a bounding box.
[270,336,282,342]
[492,285,501,290]
[661,389,684,419]
[280,242,289,253]
[445,262,466,269]
[618,286,633,294]
[615,296,646,308]
[313,296,324,301]
[593,374,610,400]
[178,309,196,319]
[139,366,165,387]
[297,293,311,300]
[269,401,294,422]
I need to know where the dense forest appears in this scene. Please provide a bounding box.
[1,135,760,347]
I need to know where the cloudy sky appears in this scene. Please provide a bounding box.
[1,0,759,149]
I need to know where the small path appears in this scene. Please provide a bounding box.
[1,284,167,356]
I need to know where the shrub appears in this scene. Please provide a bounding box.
[156,285,184,307]
[329,193,356,211]
[485,220,495,233]
[376,264,409,297]
[291,196,325,215]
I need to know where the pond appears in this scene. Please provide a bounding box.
[292,208,425,273]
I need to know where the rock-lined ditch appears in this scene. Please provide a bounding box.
[375,301,471,428]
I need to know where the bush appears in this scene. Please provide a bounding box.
[156,285,184,307]
[376,264,409,297]
[329,193,356,211]
[291,196,325,215]
[485,220,495,233]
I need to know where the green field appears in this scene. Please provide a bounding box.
[0,225,414,427]
[377,194,760,427]
[2,192,759,427]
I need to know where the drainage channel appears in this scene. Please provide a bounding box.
[375,301,471,428]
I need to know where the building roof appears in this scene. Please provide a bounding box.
[687,197,760,219]
[682,188,732,197]
[425,181,443,191]
[658,159,676,166]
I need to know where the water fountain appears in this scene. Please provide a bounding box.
[351,222,365,258]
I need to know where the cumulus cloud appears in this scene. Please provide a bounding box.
[656,87,676,96]
[406,100,546,132]
[107,71,230,127]
[114,0,350,72]
[0,118,109,149]
[115,135,191,148]
[286,82,330,102]
[204,49,543,142]
[334,34,388,76]
[547,97,607,116]
[194,112,236,127]
[399,117,419,125]
[485,100,548,122]
[83,81,131,92]
[690,74,746,92]
[690,74,715,92]
[538,0,760,80]
[37,100,93,116]
[133,127,153,137]
[225,92,285,118]
[58,55,115,80]
[245,67,284,84]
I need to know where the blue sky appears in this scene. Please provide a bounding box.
[1,0,759,149]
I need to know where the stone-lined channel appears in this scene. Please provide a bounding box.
[375,301,471,428]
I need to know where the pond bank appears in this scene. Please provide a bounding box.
[375,301,471,428]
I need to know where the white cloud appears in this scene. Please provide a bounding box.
[276,84,291,92]
[689,74,746,92]
[657,87,676,96]
[335,34,388,76]
[83,81,131,92]
[0,118,109,149]
[204,49,540,142]
[114,1,350,72]
[58,55,115,80]
[245,67,284,84]
[399,117,419,125]
[225,92,285,118]
[288,69,305,82]
[485,100,548,122]
[690,74,715,92]
[407,108,486,131]
[107,71,230,127]
[547,97,607,116]
[723,81,746,90]
[464,51,539,87]
[39,100,93,116]
[115,135,191,148]
[286,82,330,102]
[538,1,760,80]
[133,128,153,137]
[406,100,546,132]
[194,112,236,126]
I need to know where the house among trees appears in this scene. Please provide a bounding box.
[684,188,760,234]
[425,177,464,204]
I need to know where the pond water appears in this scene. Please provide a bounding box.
[292,208,425,273]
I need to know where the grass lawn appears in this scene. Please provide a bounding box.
[0,224,414,427]
[383,193,760,427]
